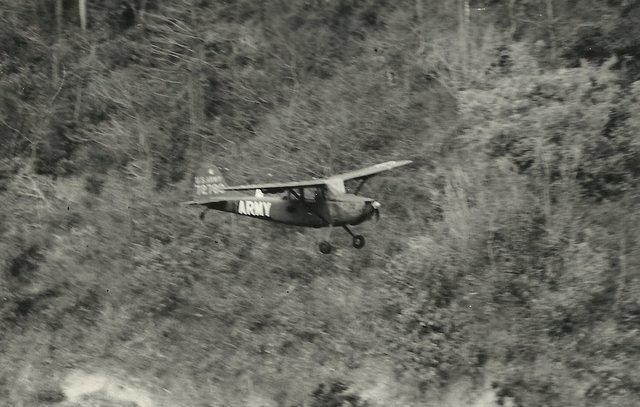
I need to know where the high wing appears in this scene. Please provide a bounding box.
[220,160,412,193]
[331,160,413,182]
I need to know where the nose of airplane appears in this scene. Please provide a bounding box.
[365,200,381,220]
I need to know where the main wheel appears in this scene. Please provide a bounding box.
[352,235,365,249]
[319,241,333,254]
[199,211,206,221]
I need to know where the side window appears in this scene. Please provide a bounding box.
[304,187,320,202]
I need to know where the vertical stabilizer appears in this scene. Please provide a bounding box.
[193,166,228,200]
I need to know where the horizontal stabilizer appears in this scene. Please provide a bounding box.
[331,160,413,182]
[222,179,327,193]
[182,194,252,206]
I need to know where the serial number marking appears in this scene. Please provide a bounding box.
[194,182,225,195]
[195,175,224,185]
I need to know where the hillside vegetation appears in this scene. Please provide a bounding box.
[1,1,640,406]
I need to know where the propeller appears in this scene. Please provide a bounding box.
[372,201,381,221]
[356,181,381,220]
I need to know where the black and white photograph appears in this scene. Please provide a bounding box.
[1,0,639,406]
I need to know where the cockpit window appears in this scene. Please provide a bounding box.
[303,187,321,201]
[284,188,323,201]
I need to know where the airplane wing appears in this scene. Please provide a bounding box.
[219,160,411,193]
[222,179,328,193]
[331,160,412,181]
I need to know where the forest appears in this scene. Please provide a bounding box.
[1,0,639,406]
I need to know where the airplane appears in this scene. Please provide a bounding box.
[183,160,412,253]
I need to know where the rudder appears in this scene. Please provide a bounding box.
[193,166,228,199]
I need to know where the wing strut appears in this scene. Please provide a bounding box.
[353,178,368,195]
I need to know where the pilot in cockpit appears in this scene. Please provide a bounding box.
[304,187,321,202]
[284,188,321,201]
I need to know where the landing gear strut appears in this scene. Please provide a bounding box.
[317,226,366,254]
[343,226,366,249]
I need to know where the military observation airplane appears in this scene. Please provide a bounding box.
[183,160,412,253]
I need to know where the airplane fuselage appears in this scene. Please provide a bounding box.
[203,194,375,227]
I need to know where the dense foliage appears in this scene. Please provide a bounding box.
[1,1,639,406]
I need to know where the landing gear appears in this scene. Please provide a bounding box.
[317,226,366,253]
[352,235,365,249]
[319,241,333,254]
[343,226,366,249]
[199,210,206,221]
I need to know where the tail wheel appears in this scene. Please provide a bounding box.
[319,241,333,254]
[352,235,365,249]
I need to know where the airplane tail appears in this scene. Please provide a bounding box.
[193,165,228,199]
